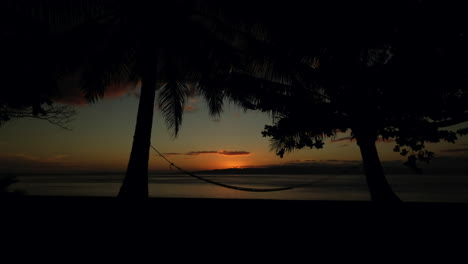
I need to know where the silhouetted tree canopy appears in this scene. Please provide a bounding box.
[0,2,77,129]
[4,0,467,201]
[3,0,263,198]
[215,0,468,202]
[226,1,468,171]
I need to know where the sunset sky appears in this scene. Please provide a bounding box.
[1,85,467,174]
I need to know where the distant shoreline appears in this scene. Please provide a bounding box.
[1,166,465,176]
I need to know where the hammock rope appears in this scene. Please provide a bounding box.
[151,144,333,192]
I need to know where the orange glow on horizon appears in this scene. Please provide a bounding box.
[148,154,251,171]
[221,160,246,169]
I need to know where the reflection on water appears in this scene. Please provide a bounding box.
[7,173,468,202]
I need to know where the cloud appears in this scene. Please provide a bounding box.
[46,154,70,161]
[181,96,199,113]
[103,83,135,98]
[284,159,360,166]
[163,150,251,157]
[55,72,139,105]
[218,151,250,156]
[186,151,218,155]
[207,156,468,175]
[440,148,468,153]
[0,153,73,173]
[162,153,185,156]
[184,105,199,113]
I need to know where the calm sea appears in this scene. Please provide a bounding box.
[7,173,468,203]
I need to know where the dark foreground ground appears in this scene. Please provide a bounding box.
[3,195,466,259]
[3,194,468,223]
[2,195,468,247]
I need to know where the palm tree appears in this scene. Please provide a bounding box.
[8,0,251,198]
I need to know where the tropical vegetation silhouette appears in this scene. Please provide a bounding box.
[0,2,76,129]
[224,1,468,202]
[1,0,467,203]
[3,0,258,198]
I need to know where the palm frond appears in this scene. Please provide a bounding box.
[246,55,295,86]
[158,80,191,137]
[197,76,225,117]
[81,59,135,103]
[80,40,136,103]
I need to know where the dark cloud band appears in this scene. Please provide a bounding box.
[163,150,251,156]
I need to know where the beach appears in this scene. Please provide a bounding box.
[6,173,468,203]
[3,173,468,238]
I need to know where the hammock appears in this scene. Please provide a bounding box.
[151,145,333,192]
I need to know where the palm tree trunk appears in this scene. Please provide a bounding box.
[356,132,401,203]
[118,62,157,199]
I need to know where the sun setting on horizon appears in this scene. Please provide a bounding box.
[1,0,468,205]
[1,94,467,174]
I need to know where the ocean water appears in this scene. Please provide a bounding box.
[6,173,468,203]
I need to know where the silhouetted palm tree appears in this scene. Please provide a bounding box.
[9,0,246,198]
